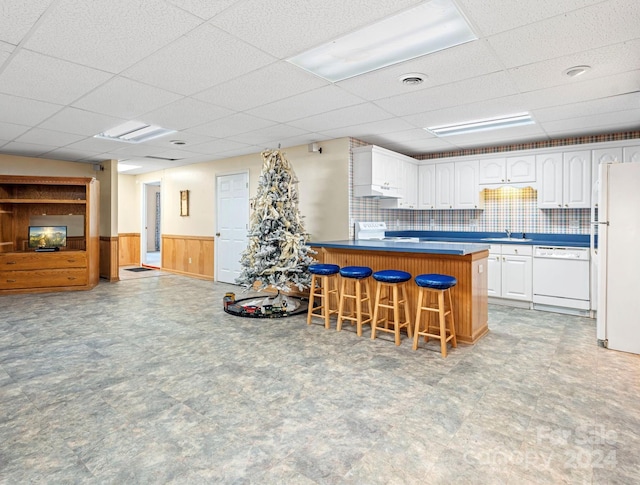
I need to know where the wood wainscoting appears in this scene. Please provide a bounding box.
[100,236,119,281]
[162,234,214,280]
[118,233,140,266]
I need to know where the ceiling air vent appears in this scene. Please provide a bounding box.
[145,155,183,161]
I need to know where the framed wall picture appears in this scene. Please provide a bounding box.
[180,190,189,216]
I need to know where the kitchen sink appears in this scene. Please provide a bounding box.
[481,237,532,242]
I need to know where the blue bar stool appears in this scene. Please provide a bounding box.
[413,273,457,357]
[336,266,373,336]
[371,269,413,346]
[307,263,340,329]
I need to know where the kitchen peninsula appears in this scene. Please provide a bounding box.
[310,239,490,344]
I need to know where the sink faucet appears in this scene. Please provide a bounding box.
[505,229,511,239]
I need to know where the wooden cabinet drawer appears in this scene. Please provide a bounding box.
[0,268,88,289]
[0,251,87,270]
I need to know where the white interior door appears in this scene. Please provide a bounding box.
[216,172,249,284]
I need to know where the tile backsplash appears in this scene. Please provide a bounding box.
[351,186,592,235]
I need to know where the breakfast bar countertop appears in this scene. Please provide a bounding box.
[309,239,490,256]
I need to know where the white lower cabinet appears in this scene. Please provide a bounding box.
[488,245,532,302]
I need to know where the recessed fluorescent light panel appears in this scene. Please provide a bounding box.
[95,121,175,143]
[117,162,142,173]
[287,0,476,82]
[425,113,535,137]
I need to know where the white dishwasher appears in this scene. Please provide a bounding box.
[532,246,590,311]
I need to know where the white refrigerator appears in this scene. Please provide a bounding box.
[596,162,640,354]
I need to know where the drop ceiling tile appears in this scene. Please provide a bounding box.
[319,118,415,139]
[184,139,253,155]
[0,0,55,45]
[375,72,519,117]
[457,0,604,36]
[123,24,276,96]
[0,41,13,65]
[210,0,424,58]
[145,147,205,160]
[140,97,232,131]
[444,124,549,148]
[0,141,56,157]
[42,147,102,161]
[337,40,503,101]
[533,92,640,122]
[37,107,126,136]
[487,0,640,68]
[294,103,393,132]
[23,0,202,73]
[140,131,217,149]
[246,85,363,123]
[518,70,640,111]
[542,109,640,134]
[229,124,310,146]
[187,113,276,138]
[15,127,85,146]
[194,61,329,111]
[508,39,640,93]
[0,93,61,126]
[63,136,133,153]
[105,143,168,158]
[0,121,30,141]
[165,0,239,20]
[0,50,112,104]
[72,77,182,120]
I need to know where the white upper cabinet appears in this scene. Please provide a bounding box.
[623,145,640,163]
[380,159,418,209]
[435,162,455,209]
[418,163,436,209]
[454,160,482,209]
[506,155,536,183]
[563,151,591,208]
[536,153,563,208]
[352,145,400,198]
[479,158,506,184]
[479,155,535,185]
[418,160,481,210]
[537,151,591,208]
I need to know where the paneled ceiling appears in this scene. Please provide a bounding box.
[0,0,638,174]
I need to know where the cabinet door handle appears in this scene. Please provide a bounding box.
[558,204,562,207]
[6,261,16,265]
[7,279,16,282]
[67,259,76,263]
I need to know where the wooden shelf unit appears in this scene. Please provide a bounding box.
[0,175,100,294]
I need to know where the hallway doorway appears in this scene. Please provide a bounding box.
[142,181,161,268]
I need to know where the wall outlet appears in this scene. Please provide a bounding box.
[470,218,478,228]
[569,219,579,229]
[188,257,192,264]
[478,264,483,273]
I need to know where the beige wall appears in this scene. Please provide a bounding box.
[117,174,139,233]
[0,154,95,177]
[120,138,351,241]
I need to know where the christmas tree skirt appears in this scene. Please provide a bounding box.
[224,293,308,318]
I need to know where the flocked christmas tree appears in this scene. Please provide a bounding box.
[236,149,316,304]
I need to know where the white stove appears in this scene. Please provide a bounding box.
[354,222,419,242]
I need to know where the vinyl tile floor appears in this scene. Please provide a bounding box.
[1,273,639,484]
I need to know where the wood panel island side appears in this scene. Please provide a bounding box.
[310,240,490,344]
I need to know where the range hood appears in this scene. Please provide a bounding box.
[353,184,401,198]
